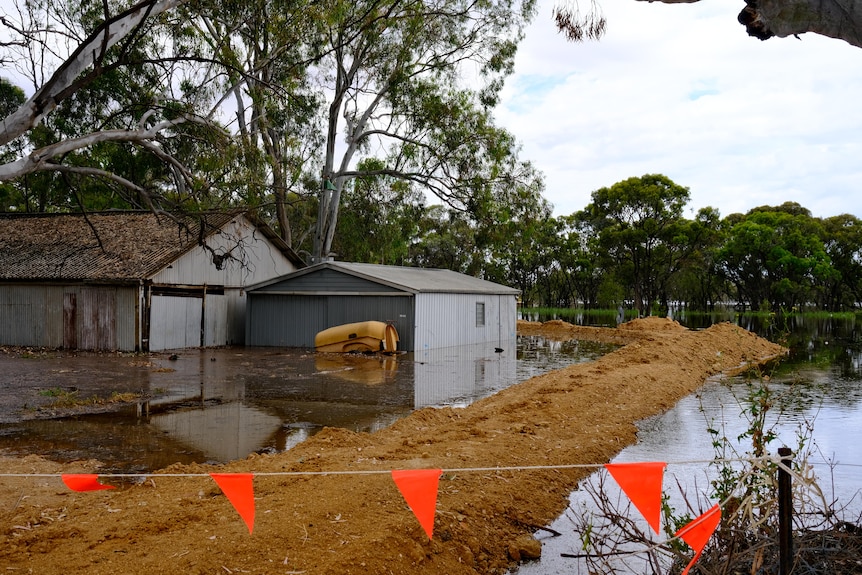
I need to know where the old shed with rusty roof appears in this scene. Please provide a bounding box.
[0,211,304,351]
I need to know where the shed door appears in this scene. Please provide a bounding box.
[63,292,77,349]
[149,295,202,351]
[78,287,117,350]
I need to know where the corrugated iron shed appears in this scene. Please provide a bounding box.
[246,262,519,351]
[0,211,304,351]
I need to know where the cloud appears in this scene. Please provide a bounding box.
[497,0,862,219]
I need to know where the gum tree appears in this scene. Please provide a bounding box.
[308,0,537,262]
[576,174,692,315]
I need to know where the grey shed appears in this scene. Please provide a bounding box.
[245,261,519,352]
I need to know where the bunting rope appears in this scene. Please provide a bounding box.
[0,454,856,478]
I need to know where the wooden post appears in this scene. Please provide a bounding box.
[778,446,793,575]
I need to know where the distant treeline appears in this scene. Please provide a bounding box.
[331,174,861,314]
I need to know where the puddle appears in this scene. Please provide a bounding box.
[0,337,617,472]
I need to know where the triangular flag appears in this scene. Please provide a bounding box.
[391,469,442,540]
[210,473,256,534]
[62,474,115,492]
[675,503,722,575]
[604,461,666,534]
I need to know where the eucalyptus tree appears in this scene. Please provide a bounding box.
[576,174,692,315]
[553,213,603,308]
[308,0,537,262]
[820,213,862,309]
[670,206,728,311]
[0,0,257,214]
[478,161,552,305]
[177,0,328,243]
[407,204,480,274]
[0,1,191,193]
[718,204,834,311]
[330,158,425,264]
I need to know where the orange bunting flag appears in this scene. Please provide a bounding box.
[61,474,115,492]
[210,473,256,534]
[675,503,722,575]
[604,461,667,534]
[391,469,442,540]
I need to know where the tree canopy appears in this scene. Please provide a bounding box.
[0,0,537,263]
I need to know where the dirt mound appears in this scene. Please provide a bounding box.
[0,322,787,575]
[618,316,686,331]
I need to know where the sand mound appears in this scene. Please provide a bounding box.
[618,316,686,332]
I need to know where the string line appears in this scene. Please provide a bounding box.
[0,454,858,479]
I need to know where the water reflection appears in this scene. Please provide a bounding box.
[516,313,862,575]
[0,337,616,472]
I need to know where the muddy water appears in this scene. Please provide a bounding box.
[0,337,616,473]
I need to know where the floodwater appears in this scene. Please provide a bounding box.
[0,336,616,473]
[516,313,862,575]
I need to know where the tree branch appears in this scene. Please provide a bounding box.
[0,0,186,147]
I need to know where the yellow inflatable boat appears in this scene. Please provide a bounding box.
[314,321,399,354]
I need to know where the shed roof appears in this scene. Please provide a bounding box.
[250,261,520,295]
[0,211,304,282]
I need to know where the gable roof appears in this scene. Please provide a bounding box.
[249,261,520,295]
[0,211,304,282]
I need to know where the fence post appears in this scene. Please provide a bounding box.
[778,446,793,575]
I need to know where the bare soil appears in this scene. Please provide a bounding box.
[0,318,786,574]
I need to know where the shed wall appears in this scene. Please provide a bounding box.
[148,290,237,351]
[0,284,139,350]
[246,294,414,350]
[413,292,517,351]
[150,218,297,287]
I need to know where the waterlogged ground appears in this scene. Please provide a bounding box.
[0,337,616,472]
[0,318,787,575]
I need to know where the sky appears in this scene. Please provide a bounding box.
[496,0,862,220]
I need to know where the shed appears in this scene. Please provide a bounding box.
[0,211,304,351]
[245,261,519,352]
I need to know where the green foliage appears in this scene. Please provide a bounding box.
[719,203,838,311]
[576,174,695,315]
[331,160,425,265]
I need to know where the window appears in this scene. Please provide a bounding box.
[475,302,486,327]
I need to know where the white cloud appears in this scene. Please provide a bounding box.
[497,0,862,219]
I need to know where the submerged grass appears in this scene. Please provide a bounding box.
[37,387,141,409]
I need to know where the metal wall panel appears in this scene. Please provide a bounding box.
[150,218,298,287]
[0,285,46,346]
[149,295,202,351]
[43,286,64,348]
[225,289,246,345]
[114,287,140,351]
[246,294,327,347]
[414,293,517,351]
[78,287,118,350]
[203,293,228,347]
